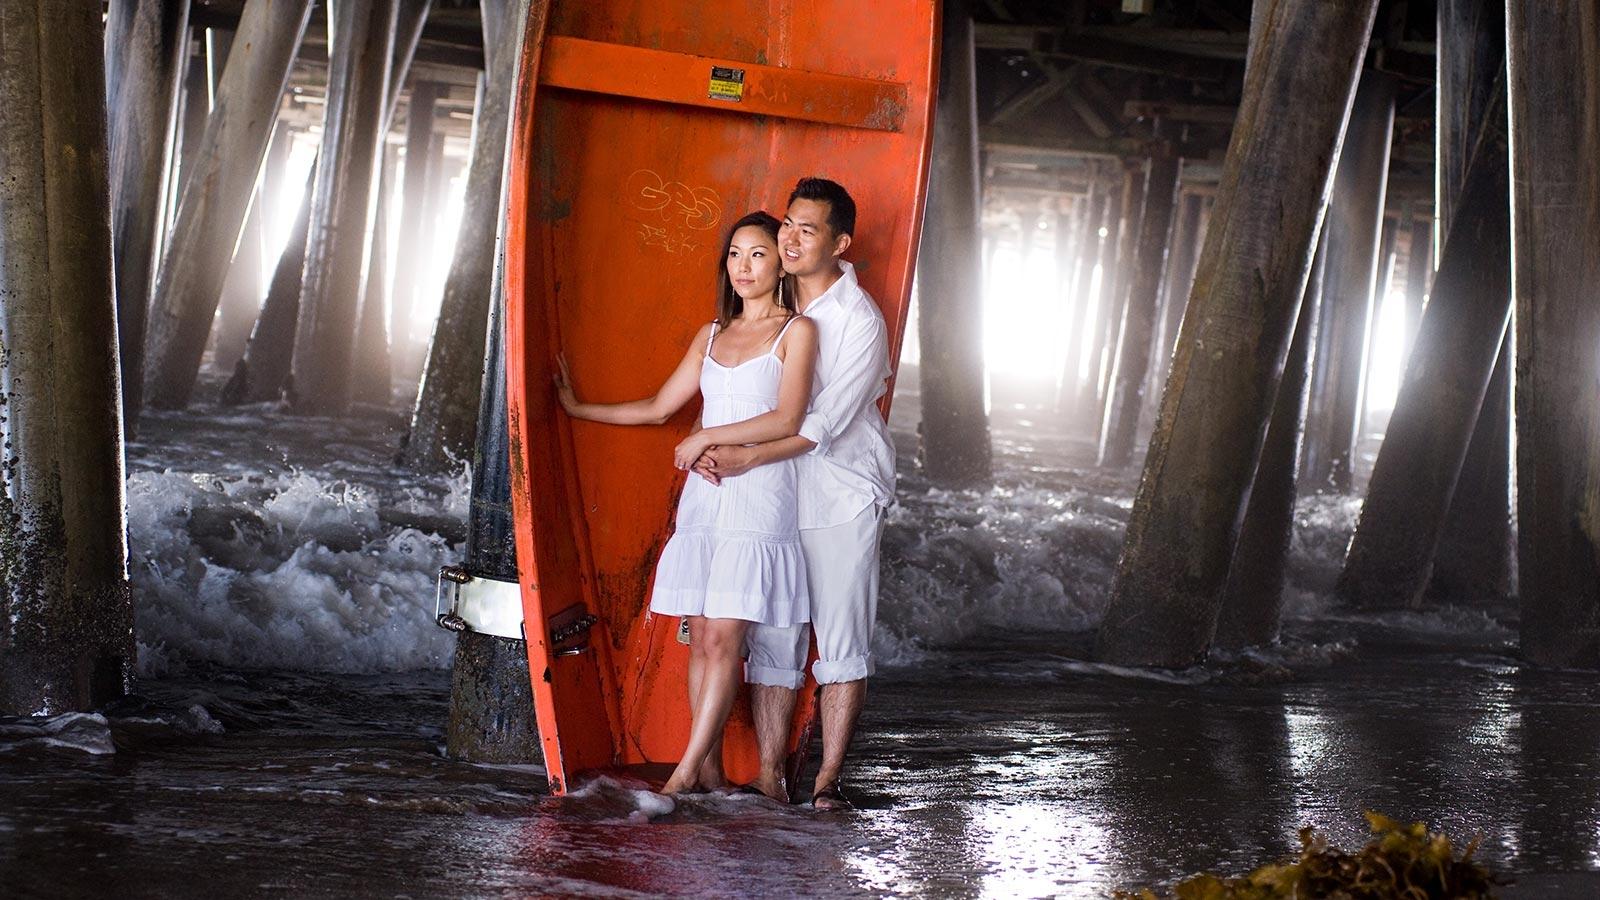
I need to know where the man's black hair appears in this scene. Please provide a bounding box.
[788,177,856,238]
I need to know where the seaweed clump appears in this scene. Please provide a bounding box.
[1114,812,1502,899]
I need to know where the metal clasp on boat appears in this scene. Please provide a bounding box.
[548,604,600,657]
[434,565,526,641]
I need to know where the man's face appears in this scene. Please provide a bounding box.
[780,198,850,277]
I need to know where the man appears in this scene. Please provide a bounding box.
[695,177,894,810]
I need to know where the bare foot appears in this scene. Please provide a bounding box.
[697,758,728,792]
[659,776,695,795]
[811,782,854,811]
[750,771,789,803]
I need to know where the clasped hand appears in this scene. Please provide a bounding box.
[673,433,714,470]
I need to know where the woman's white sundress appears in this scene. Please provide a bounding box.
[648,318,810,627]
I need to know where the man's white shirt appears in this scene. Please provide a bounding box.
[795,260,896,531]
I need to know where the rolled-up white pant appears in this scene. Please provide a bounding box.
[745,503,883,688]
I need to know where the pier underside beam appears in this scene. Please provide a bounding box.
[105,0,190,431]
[916,0,993,488]
[1428,0,1515,607]
[0,0,134,715]
[1094,0,1379,668]
[1303,72,1394,494]
[1336,109,1510,611]
[1507,0,1600,667]
[1099,149,1180,469]
[1215,229,1326,649]
[143,0,314,411]
[404,0,529,471]
[291,0,399,415]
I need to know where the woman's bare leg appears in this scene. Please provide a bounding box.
[661,617,750,794]
[683,617,728,789]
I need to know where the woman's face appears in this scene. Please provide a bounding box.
[726,225,782,302]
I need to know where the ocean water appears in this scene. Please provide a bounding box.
[2,378,1593,897]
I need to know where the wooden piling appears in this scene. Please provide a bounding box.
[1088,160,1146,429]
[1428,0,1514,607]
[1303,72,1394,493]
[1401,214,1432,352]
[1430,333,1514,604]
[1353,213,1399,431]
[1099,150,1180,468]
[913,0,993,487]
[105,0,190,431]
[143,0,314,409]
[355,148,398,406]
[212,170,267,375]
[403,0,531,471]
[392,82,438,369]
[1156,193,1205,365]
[291,0,399,415]
[1506,0,1600,667]
[1215,229,1327,649]
[0,0,134,714]
[1056,185,1103,415]
[223,165,315,406]
[446,248,538,762]
[1336,107,1509,611]
[1093,0,1379,667]
[1075,187,1122,420]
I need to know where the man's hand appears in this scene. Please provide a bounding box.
[697,444,760,482]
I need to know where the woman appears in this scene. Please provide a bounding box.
[555,211,817,796]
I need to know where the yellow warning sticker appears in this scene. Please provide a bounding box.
[709,66,745,102]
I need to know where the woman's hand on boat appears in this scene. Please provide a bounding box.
[674,432,715,470]
[554,355,580,413]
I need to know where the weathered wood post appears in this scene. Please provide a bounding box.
[445,260,538,761]
[349,9,429,409]
[0,0,135,714]
[1088,160,1147,426]
[105,0,190,431]
[172,51,208,205]
[1075,186,1122,420]
[1057,181,1105,415]
[403,0,532,470]
[393,81,438,371]
[143,0,314,409]
[913,0,992,488]
[1156,192,1205,367]
[1401,212,1432,353]
[1099,149,1180,468]
[1093,0,1379,667]
[290,0,399,415]
[222,165,315,406]
[1357,213,1399,426]
[1428,0,1514,607]
[212,172,267,374]
[1338,0,1512,610]
[1336,114,1509,610]
[1506,0,1600,667]
[355,148,398,406]
[1303,72,1395,492]
[1215,229,1328,649]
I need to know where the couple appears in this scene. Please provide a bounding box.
[557,177,892,810]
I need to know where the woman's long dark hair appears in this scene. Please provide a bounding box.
[715,211,794,328]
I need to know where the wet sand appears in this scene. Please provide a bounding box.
[5,374,1598,896]
[6,625,1600,897]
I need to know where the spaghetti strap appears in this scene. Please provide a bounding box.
[705,320,719,355]
[768,315,800,358]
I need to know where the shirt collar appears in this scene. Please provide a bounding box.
[804,260,858,313]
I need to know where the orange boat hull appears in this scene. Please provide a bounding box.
[503,0,938,794]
